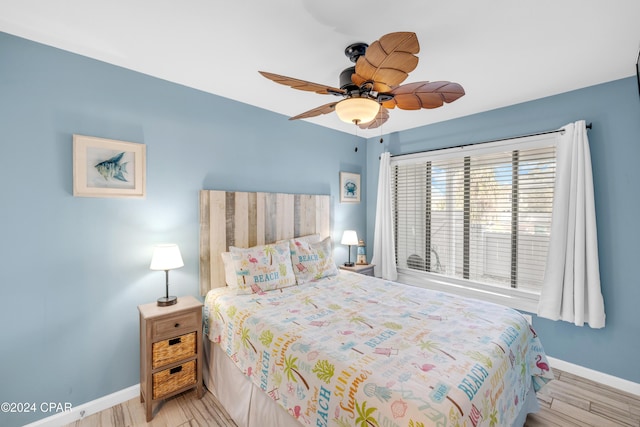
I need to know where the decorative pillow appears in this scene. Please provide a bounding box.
[289,237,339,284]
[230,242,297,294]
[220,252,238,289]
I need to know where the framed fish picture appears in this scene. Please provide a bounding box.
[339,171,360,203]
[73,134,146,198]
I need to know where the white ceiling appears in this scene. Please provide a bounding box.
[2,0,639,136]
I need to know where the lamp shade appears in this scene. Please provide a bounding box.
[150,244,184,271]
[341,230,359,246]
[335,98,380,125]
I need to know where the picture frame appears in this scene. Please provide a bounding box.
[636,49,639,97]
[73,134,146,198]
[339,171,361,203]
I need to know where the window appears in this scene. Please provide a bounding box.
[392,133,558,305]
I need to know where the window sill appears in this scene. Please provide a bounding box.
[396,269,540,314]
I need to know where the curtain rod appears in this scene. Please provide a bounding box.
[388,122,592,158]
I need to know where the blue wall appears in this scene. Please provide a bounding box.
[2,30,639,426]
[365,76,640,385]
[0,32,367,426]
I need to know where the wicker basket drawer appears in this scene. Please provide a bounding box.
[153,311,199,338]
[152,332,196,369]
[152,360,196,400]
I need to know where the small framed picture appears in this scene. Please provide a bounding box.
[636,49,639,97]
[73,134,146,198]
[340,171,361,203]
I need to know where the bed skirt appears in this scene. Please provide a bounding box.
[204,338,540,427]
[204,337,300,427]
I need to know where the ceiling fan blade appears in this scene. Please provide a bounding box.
[389,81,465,110]
[354,32,420,87]
[351,74,394,94]
[288,102,339,120]
[259,71,346,95]
[380,97,397,109]
[358,107,390,130]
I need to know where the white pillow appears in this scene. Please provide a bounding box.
[220,252,238,289]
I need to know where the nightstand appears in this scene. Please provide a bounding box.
[138,295,204,421]
[340,263,375,276]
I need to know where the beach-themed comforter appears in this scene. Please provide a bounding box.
[204,271,553,427]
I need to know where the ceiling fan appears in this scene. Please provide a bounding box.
[259,32,465,130]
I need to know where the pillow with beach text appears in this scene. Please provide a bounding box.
[230,242,297,294]
[289,237,338,284]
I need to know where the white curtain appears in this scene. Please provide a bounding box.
[371,152,397,280]
[537,120,606,328]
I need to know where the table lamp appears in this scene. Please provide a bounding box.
[150,244,184,306]
[341,230,359,267]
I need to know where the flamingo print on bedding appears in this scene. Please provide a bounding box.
[204,270,553,427]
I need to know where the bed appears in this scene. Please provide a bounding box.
[199,190,553,427]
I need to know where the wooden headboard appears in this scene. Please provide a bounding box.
[199,190,331,295]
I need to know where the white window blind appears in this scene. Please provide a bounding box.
[392,134,558,294]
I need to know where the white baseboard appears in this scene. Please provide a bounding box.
[547,356,640,396]
[23,384,140,427]
[23,357,640,426]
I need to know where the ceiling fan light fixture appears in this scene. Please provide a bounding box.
[260,32,464,129]
[335,98,380,125]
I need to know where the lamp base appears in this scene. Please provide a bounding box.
[343,262,355,267]
[157,296,177,306]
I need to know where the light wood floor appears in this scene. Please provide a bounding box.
[63,389,237,427]
[65,368,639,427]
[525,369,639,427]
